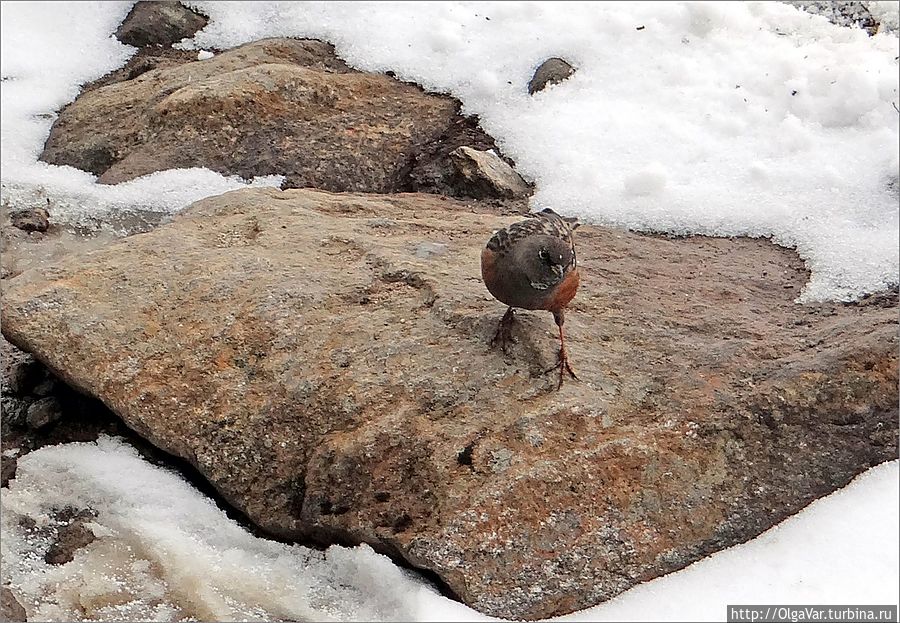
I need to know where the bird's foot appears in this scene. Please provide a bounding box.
[543,347,578,390]
[490,307,516,354]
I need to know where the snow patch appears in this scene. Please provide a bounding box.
[623,163,669,196]
[0,2,282,234]
[0,437,429,622]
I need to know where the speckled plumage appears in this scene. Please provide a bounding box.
[486,208,578,260]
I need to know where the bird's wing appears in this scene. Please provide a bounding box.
[486,209,579,261]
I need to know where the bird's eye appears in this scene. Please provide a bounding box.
[539,248,554,265]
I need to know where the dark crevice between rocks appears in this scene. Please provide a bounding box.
[1,349,270,543]
[282,510,466,606]
[2,346,467,610]
[400,110,530,199]
[278,461,462,604]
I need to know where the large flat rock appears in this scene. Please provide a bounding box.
[1,188,896,619]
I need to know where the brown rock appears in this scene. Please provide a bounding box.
[10,208,49,233]
[528,57,576,94]
[115,1,209,48]
[39,38,516,199]
[1,188,896,619]
[1,586,27,622]
[44,509,97,565]
[449,146,531,198]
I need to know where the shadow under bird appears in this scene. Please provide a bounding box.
[480,207,581,389]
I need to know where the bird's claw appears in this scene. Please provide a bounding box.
[490,307,516,354]
[543,348,578,390]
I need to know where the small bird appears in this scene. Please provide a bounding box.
[481,207,581,389]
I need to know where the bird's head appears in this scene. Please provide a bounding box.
[519,235,575,291]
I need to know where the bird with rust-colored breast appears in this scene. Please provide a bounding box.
[481,207,581,389]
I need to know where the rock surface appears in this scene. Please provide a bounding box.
[1,586,26,623]
[115,0,209,48]
[39,38,521,199]
[10,207,49,233]
[42,509,98,566]
[0,331,140,490]
[449,147,531,198]
[2,188,897,619]
[528,57,576,94]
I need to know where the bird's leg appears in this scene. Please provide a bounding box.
[491,306,516,353]
[543,309,578,389]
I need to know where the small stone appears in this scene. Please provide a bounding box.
[0,396,28,429]
[1,453,17,487]
[528,57,576,95]
[449,146,531,199]
[45,511,97,565]
[197,49,214,61]
[10,207,50,232]
[115,1,209,48]
[415,242,449,258]
[26,396,63,430]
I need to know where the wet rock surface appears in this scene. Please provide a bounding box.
[2,188,896,619]
[39,37,521,199]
